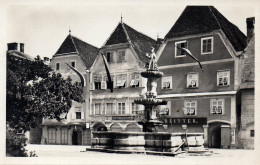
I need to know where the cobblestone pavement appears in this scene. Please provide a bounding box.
[3,144,258,165]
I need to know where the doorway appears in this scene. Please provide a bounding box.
[72,129,82,145]
[208,123,222,148]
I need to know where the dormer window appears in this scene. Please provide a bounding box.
[175,41,187,57]
[201,37,213,54]
[118,50,126,62]
[93,75,102,89]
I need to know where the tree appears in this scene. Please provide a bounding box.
[6,55,84,156]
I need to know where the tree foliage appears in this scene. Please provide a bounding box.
[6,55,84,131]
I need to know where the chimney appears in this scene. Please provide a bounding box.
[246,17,255,43]
[7,42,18,51]
[20,43,24,53]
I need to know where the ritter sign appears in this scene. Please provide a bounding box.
[164,118,207,125]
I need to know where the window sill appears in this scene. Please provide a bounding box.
[201,52,213,55]
[186,87,199,89]
[217,85,230,87]
[161,88,172,90]
[175,55,186,58]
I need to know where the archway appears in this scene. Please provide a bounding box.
[126,123,142,132]
[110,123,122,132]
[93,123,108,132]
[72,129,82,145]
[208,122,230,148]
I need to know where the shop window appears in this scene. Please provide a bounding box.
[118,50,126,62]
[56,63,60,71]
[210,99,224,115]
[130,73,140,87]
[118,103,125,114]
[187,73,198,88]
[106,51,114,63]
[116,74,127,88]
[175,41,187,57]
[250,130,254,137]
[161,76,172,89]
[184,100,197,115]
[95,103,101,115]
[217,70,230,86]
[93,75,102,89]
[48,128,56,144]
[201,37,213,54]
[61,129,68,144]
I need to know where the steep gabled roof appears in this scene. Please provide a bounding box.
[164,6,246,51]
[54,35,99,69]
[104,22,159,63]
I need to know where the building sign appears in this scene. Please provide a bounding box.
[160,108,169,115]
[164,118,207,125]
[112,116,135,120]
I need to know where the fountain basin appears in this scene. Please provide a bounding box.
[91,131,205,153]
[141,70,164,78]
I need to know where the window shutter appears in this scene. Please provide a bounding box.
[90,82,95,90]
[71,112,76,120]
[101,81,107,89]
[81,112,84,119]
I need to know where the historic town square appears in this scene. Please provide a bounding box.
[2,1,258,164]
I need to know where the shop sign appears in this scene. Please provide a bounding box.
[112,116,135,120]
[164,118,207,125]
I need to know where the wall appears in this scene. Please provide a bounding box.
[158,32,232,66]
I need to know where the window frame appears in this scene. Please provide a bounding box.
[55,62,60,71]
[184,100,197,116]
[201,37,214,55]
[116,74,127,88]
[106,51,113,63]
[94,103,101,115]
[175,40,188,58]
[75,112,81,119]
[210,98,225,115]
[217,70,230,87]
[130,73,140,88]
[118,102,126,115]
[71,61,76,68]
[93,75,102,89]
[187,73,199,88]
[117,50,126,62]
[161,76,172,89]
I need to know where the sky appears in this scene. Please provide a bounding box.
[1,0,256,59]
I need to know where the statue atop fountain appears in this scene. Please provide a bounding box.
[135,47,167,132]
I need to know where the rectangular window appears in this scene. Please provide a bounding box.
[106,52,113,63]
[95,103,101,115]
[250,130,254,137]
[130,74,140,87]
[184,100,197,115]
[71,61,76,68]
[91,104,94,115]
[175,41,187,57]
[93,75,102,89]
[118,103,125,114]
[76,112,81,119]
[118,50,126,62]
[217,70,230,86]
[201,37,213,54]
[116,74,127,88]
[187,73,198,88]
[159,101,171,116]
[210,99,224,115]
[132,102,137,114]
[161,76,172,89]
[61,129,67,144]
[106,103,113,115]
[48,129,56,144]
[105,75,114,89]
[56,63,60,71]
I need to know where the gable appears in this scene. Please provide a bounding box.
[164,6,246,51]
[158,32,233,66]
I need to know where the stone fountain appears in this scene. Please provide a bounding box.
[90,48,206,155]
